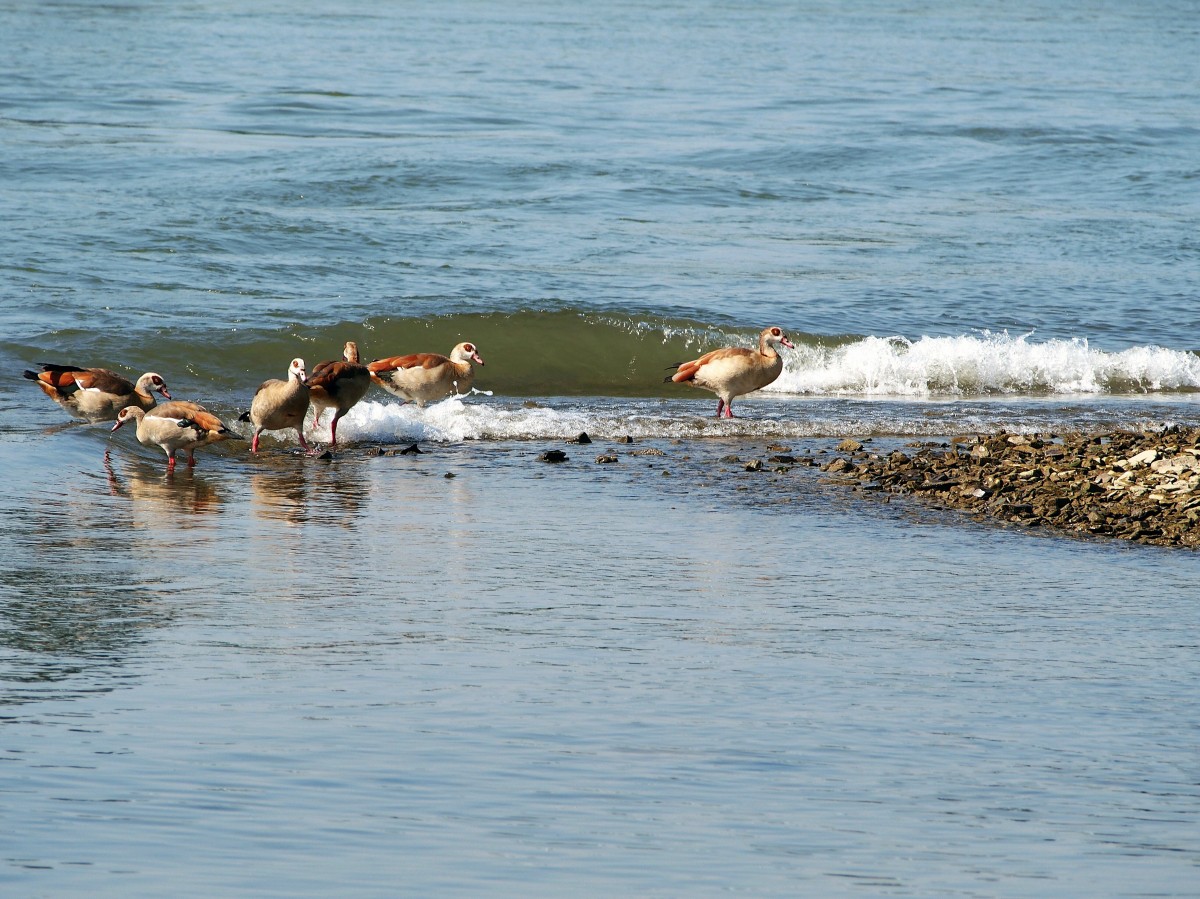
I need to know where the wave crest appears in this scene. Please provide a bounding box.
[771,332,1200,397]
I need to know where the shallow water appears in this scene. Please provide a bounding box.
[3,0,1199,895]
[2,434,1199,896]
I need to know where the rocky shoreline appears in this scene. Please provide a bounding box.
[818,428,1200,548]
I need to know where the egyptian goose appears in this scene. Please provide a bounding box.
[112,401,236,470]
[240,358,311,453]
[307,341,370,445]
[666,326,795,418]
[368,342,484,407]
[24,363,171,421]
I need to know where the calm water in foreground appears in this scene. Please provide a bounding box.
[2,0,1199,895]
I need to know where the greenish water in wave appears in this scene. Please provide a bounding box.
[2,1,1199,897]
[7,309,1200,406]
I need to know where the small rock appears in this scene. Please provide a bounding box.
[399,443,423,455]
[569,432,592,444]
[1126,449,1159,468]
[838,438,863,453]
[744,460,763,472]
[631,448,666,457]
[595,454,619,464]
[768,455,796,464]
[444,472,456,479]
[539,450,569,463]
[617,435,635,444]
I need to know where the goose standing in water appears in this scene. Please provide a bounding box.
[112,402,236,470]
[307,341,371,446]
[240,358,311,454]
[666,327,795,418]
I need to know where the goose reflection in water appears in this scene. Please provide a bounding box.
[249,458,370,528]
[104,449,223,518]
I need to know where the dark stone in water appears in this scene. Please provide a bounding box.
[539,450,569,463]
[569,432,592,444]
[744,459,763,472]
[400,443,424,455]
[595,454,619,464]
[617,436,634,444]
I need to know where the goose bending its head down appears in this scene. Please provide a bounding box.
[112,401,236,470]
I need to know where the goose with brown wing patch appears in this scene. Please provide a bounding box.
[368,342,484,407]
[666,327,795,418]
[24,364,171,422]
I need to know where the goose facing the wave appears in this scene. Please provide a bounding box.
[666,327,794,418]
[308,341,371,445]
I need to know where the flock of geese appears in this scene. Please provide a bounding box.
[23,327,793,470]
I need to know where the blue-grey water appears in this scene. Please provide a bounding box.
[2,1,1198,896]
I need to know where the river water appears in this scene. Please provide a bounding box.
[1,1,1198,895]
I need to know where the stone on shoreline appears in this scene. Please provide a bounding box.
[824,428,1200,548]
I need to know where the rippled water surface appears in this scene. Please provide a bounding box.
[2,0,1199,895]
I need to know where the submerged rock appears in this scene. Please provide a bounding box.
[539,449,569,463]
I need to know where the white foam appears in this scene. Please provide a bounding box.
[769,332,1200,397]
[325,396,807,443]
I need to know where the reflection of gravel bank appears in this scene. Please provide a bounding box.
[822,429,1200,548]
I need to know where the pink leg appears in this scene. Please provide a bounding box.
[167,454,177,471]
[329,415,340,446]
[724,403,735,419]
[251,430,262,454]
[312,409,323,427]
[297,429,310,452]
[188,449,197,467]
[715,399,725,418]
